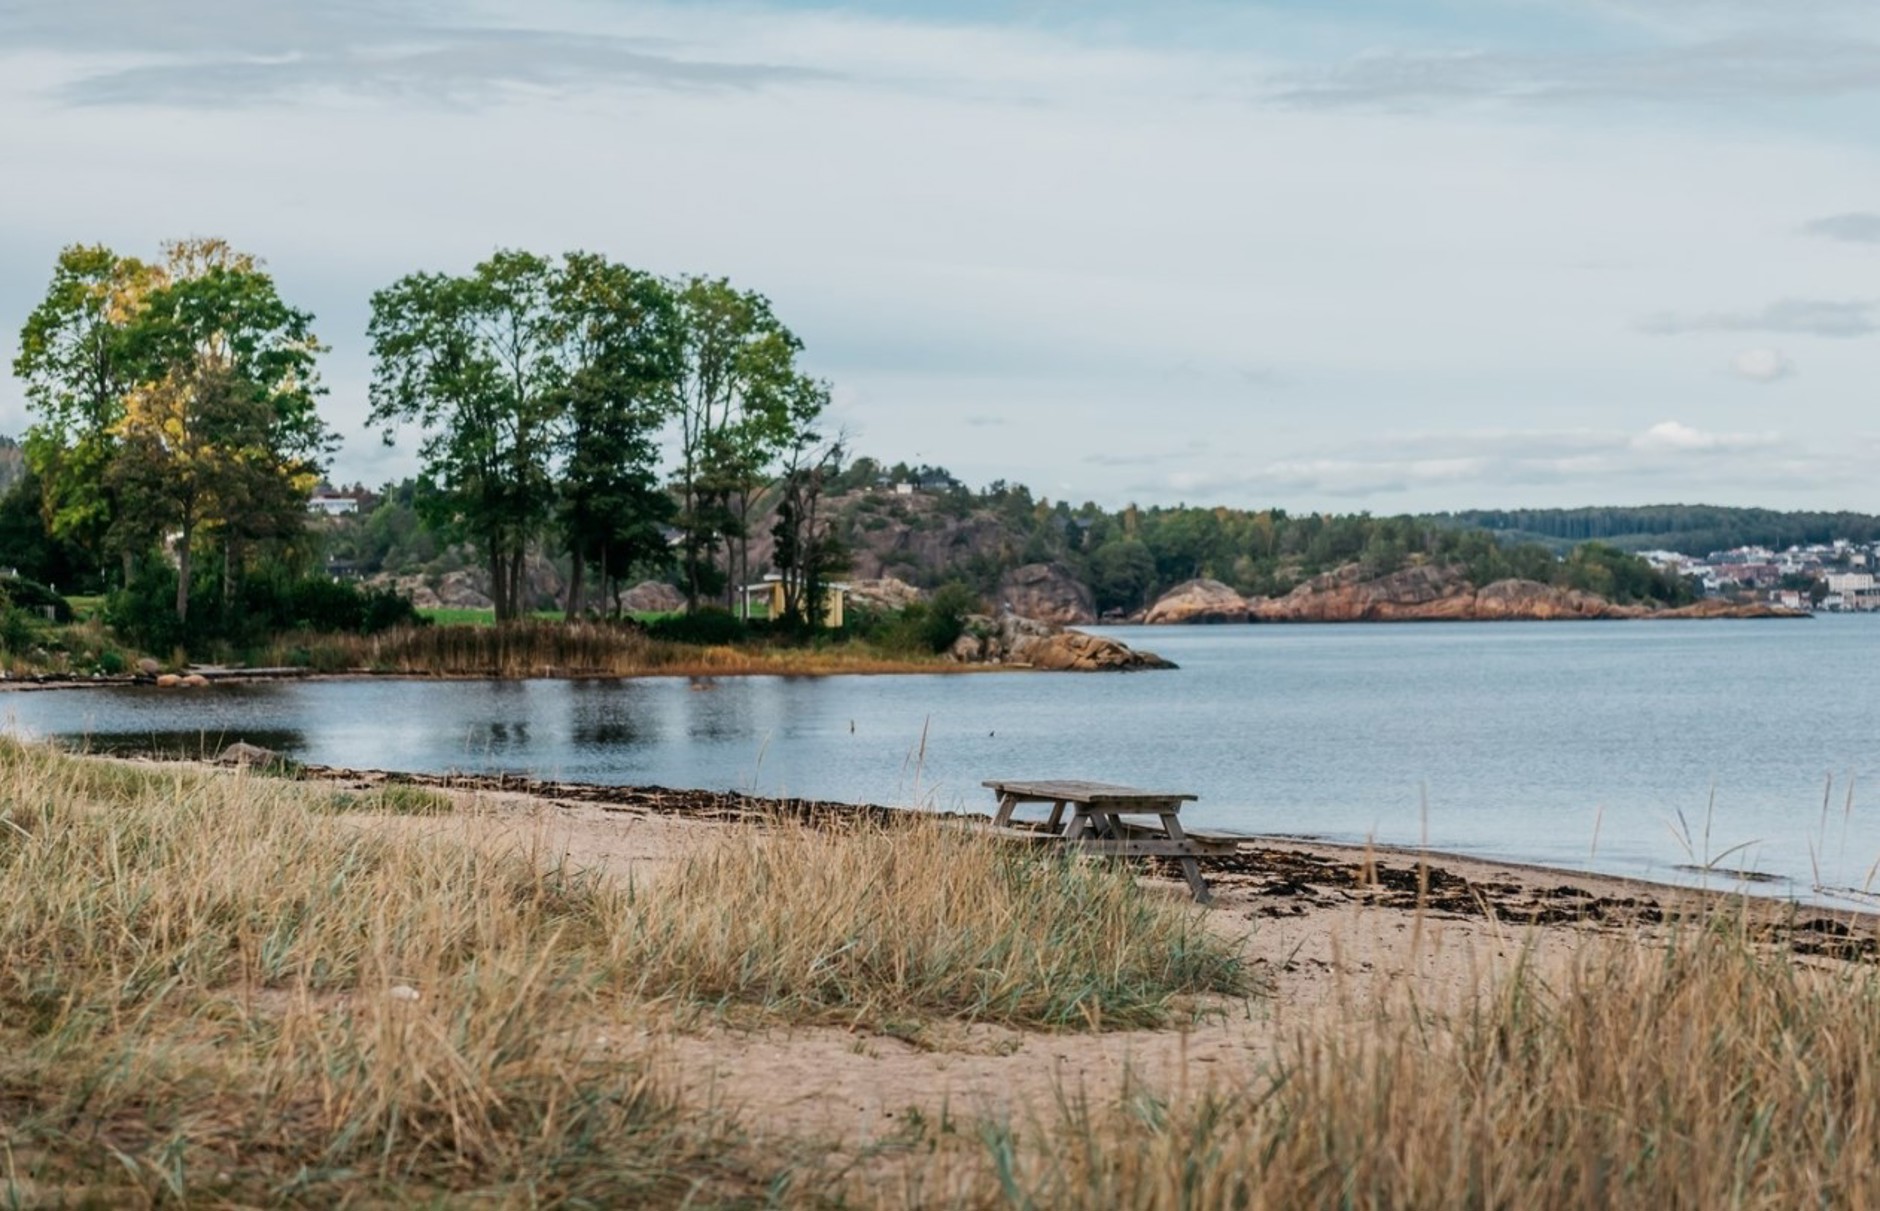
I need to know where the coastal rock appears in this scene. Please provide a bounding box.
[215,741,288,769]
[998,562,1096,626]
[1144,579,1250,625]
[1251,564,1475,622]
[619,580,685,613]
[845,577,926,612]
[950,612,1173,671]
[1471,579,1611,621]
[136,657,161,677]
[368,570,493,611]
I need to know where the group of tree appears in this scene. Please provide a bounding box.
[1434,506,1880,557]
[366,251,839,624]
[12,239,331,628]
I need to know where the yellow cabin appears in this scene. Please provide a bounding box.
[742,574,846,628]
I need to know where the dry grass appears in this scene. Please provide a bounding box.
[897,915,1880,1209]
[0,742,1248,1204]
[0,740,752,1206]
[612,820,1250,1032]
[263,620,963,678]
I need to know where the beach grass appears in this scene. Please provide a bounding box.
[615,818,1251,1031]
[897,913,1880,1210]
[0,741,1248,1204]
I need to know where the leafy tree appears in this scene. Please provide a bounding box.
[551,255,681,617]
[669,277,806,611]
[368,251,564,620]
[12,244,159,582]
[16,239,327,624]
[1087,538,1157,614]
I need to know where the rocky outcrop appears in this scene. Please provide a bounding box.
[1244,563,1807,622]
[998,562,1096,625]
[948,612,1174,671]
[1144,579,1250,625]
[619,580,685,613]
[368,570,492,611]
[845,577,926,612]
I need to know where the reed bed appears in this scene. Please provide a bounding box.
[900,915,1880,1210]
[264,620,959,678]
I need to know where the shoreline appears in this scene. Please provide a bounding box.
[137,751,1880,943]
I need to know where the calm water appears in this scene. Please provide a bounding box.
[5,618,1876,899]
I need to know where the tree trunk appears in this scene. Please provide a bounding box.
[489,546,507,621]
[565,546,585,622]
[174,519,192,624]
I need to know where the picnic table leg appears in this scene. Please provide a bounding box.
[1046,800,1066,832]
[992,793,1019,828]
[1162,813,1212,904]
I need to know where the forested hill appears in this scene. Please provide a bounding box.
[1429,506,1880,555]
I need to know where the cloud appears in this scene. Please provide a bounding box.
[4,1,830,108]
[1272,37,1880,110]
[1631,420,1777,452]
[1639,298,1879,338]
[1144,422,1791,502]
[1730,348,1795,382]
[1802,212,1880,243]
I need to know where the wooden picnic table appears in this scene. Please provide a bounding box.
[982,778,1236,903]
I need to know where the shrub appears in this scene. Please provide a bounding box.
[0,576,73,623]
[647,606,748,646]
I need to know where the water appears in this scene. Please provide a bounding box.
[4,618,1875,899]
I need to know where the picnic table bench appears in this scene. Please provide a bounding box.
[982,778,1237,903]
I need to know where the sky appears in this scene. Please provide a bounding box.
[3,0,1879,513]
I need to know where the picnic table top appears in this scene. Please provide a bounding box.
[982,778,1198,805]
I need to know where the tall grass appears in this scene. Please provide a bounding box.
[0,740,743,1205]
[0,742,1248,1203]
[613,820,1250,1031]
[910,915,1880,1209]
[263,619,960,677]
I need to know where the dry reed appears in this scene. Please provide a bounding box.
[264,620,960,678]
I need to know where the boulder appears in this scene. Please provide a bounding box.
[1472,579,1611,621]
[136,657,162,677]
[846,577,926,612]
[619,580,685,613]
[155,673,182,688]
[949,612,1174,671]
[215,741,290,770]
[997,562,1097,626]
[1144,579,1250,625]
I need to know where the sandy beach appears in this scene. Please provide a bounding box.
[261,759,1879,1153]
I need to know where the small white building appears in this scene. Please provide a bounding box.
[308,494,359,516]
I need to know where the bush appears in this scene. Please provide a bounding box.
[106,565,426,654]
[0,577,73,623]
[647,606,748,646]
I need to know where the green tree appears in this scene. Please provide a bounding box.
[368,251,564,621]
[551,255,681,617]
[12,244,158,582]
[670,277,806,611]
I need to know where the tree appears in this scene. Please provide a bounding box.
[769,384,846,629]
[12,244,159,582]
[368,251,564,621]
[669,277,805,611]
[15,239,327,624]
[551,255,681,617]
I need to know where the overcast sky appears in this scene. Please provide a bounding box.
[3,0,1879,512]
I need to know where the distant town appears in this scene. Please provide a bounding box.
[1641,543,1880,612]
